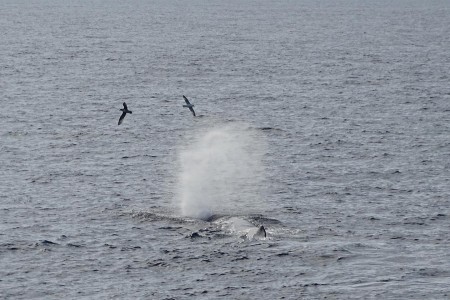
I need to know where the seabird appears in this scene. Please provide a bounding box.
[118,102,132,125]
[182,95,196,116]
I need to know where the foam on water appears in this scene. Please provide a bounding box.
[177,123,266,220]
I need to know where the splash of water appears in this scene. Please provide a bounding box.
[177,123,266,220]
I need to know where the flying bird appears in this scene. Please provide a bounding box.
[182,95,196,116]
[118,102,132,125]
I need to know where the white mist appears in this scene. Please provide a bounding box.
[177,123,266,220]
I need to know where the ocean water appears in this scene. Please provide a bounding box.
[1,0,450,299]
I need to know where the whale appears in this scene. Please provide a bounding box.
[211,216,267,240]
[128,210,269,240]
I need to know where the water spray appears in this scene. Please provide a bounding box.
[177,123,266,220]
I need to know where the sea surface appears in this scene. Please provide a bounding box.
[1,0,450,299]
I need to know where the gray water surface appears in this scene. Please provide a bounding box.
[1,1,449,299]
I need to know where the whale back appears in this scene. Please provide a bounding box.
[214,216,267,240]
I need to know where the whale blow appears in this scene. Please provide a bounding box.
[177,124,267,220]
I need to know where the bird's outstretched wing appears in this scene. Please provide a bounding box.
[183,95,191,105]
[189,106,196,116]
[123,102,128,110]
[118,111,126,125]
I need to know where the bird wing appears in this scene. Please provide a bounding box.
[183,95,191,105]
[118,111,126,125]
[189,106,196,116]
[123,102,128,110]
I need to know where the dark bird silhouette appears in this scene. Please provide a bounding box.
[182,95,196,116]
[118,102,132,125]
